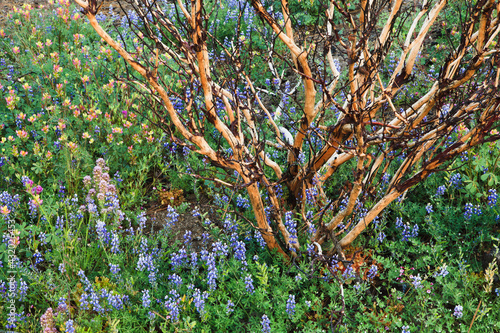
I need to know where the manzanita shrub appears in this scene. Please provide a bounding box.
[0,1,500,332]
[73,0,500,260]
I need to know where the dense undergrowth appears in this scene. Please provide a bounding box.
[0,1,499,332]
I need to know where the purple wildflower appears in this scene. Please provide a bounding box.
[207,253,218,290]
[286,294,296,317]
[40,308,57,333]
[261,314,271,333]
[142,290,151,308]
[244,274,254,294]
[453,305,463,318]
[367,265,378,280]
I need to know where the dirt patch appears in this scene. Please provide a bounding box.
[145,193,219,251]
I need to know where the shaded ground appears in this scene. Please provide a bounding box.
[144,192,219,251]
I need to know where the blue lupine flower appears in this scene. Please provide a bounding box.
[223,216,238,233]
[436,185,446,196]
[0,192,20,217]
[411,275,422,289]
[142,290,151,308]
[401,224,412,241]
[200,249,210,262]
[192,288,209,316]
[226,299,235,314]
[169,274,183,288]
[165,206,179,228]
[139,237,149,253]
[77,270,92,291]
[453,305,463,318]
[367,265,378,280]
[90,291,104,313]
[305,187,318,205]
[284,211,298,246]
[190,252,198,269]
[110,232,120,254]
[55,216,65,230]
[33,251,44,265]
[165,294,180,322]
[261,314,271,333]
[487,189,497,206]
[254,230,266,248]
[18,280,28,301]
[171,248,188,269]
[411,224,419,238]
[207,254,218,290]
[307,243,315,257]
[192,207,201,217]
[395,217,404,228]
[434,265,449,278]
[79,293,90,310]
[464,203,475,220]
[460,151,468,162]
[236,195,251,209]
[212,241,229,258]
[402,325,410,333]
[38,232,47,245]
[342,266,356,281]
[65,320,75,333]
[137,212,147,233]
[425,203,433,214]
[184,230,192,245]
[449,173,462,188]
[113,171,123,183]
[286,294,296,317]
[137,253,157,285]
[109,263,121,275]
[232,240,247,262]
[96,220,107,241]
[244,274,254,294]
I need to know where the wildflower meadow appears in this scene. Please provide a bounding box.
[0,0,500,332]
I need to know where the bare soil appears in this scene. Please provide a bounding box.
[145,193,219,251]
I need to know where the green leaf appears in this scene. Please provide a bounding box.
[388,268,399,280]
[31,161,44,175]
[255,262,269,287]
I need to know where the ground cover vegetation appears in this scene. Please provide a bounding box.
[0,0,499,331]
